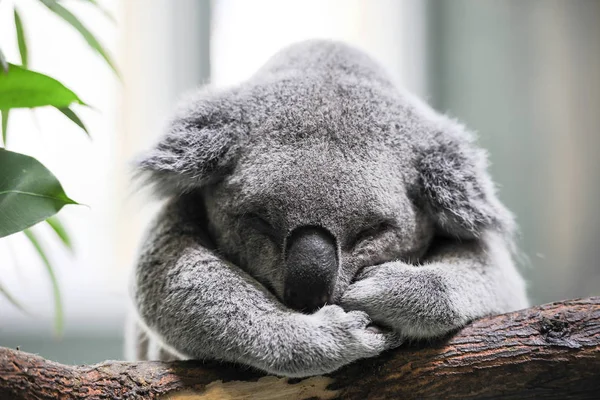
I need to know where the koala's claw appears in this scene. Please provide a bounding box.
[308,305,397,358]
[311,305,371,330]
[346,310,372,328]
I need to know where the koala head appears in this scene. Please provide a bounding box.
[137,40,514,312]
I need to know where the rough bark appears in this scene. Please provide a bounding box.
[1,297,599,400]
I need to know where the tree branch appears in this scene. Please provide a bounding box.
[1,297,599,399]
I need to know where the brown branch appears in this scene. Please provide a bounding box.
[1,297,599,400]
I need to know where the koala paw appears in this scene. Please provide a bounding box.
[341,263,467,339]
[309,305,402,360]
[340,266,390,320]
[264,305,402,377]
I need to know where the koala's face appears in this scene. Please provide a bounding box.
[139,41,511,313]
[203,139,434,312]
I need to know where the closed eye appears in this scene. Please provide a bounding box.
[347,220,395,249]
[244,213,279,239]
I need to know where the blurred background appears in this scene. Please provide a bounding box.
[0,0,598,364]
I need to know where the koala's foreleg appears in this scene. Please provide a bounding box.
[131,199,400,377]
[341,232,529,339]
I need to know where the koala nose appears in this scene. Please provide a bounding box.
[284,226,338,313]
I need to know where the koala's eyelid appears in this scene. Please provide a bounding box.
[348,219,396,249]
[244,212,270,225]
[244,212,279,238]
[363,218,396,233]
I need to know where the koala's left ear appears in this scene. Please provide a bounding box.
[416,118,515,239]
[135,90,244,197]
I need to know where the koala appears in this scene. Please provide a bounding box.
[127,40,529,377]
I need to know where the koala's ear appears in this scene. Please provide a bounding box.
[417,118,515,239]
[135,91,242,197]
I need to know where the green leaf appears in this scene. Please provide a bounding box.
[78,0,116,23]
[0,48,8,74]
[0,64,85,109]
[46,215,72,250]
[0,148,78,238]
[0,279,29,314]
[1,109,8,145]
[24,228,63,334]
[14,8,28,68]
[40,0,120,78]
[57,106,89,137]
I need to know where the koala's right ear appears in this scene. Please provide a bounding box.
[135,90,243,197]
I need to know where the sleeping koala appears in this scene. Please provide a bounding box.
[127,40,528,377]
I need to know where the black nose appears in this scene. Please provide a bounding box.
[284,226,338,312]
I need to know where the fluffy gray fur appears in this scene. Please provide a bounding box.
[128,40,528,377]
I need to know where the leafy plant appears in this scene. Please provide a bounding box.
[0,0,117,333]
